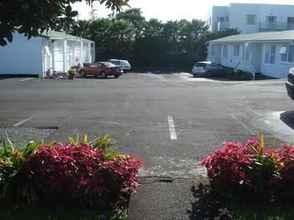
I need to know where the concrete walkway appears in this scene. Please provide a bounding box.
[128,176,208,220]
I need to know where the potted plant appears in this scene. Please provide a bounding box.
[68,68,76,80]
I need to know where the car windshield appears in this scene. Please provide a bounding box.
[110,60,121,65]
[100,62,116,68]
[194,63,206,68]
[121,60,130,66]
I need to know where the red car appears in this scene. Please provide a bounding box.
[79,62,123,78]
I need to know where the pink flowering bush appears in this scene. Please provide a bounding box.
[0,141,142,211]
[201,140,253,190]
[201,137,292,201]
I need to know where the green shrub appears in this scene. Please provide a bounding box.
[201,134,294,202]
[0,135,143,213]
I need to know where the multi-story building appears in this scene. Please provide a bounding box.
[208,3,294,33]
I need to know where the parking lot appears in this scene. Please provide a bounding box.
[0,73,293,177]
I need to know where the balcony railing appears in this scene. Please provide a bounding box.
[259,22,294,32]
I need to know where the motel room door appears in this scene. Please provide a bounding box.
[250,43,262,73]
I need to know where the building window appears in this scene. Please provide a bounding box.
[265,45,276,64]
[217,16,225,22]
[223,45,228,58]
[233,44,240,57]
[266,16,277,25]
[280,45,294,63]
[289,46,294,62]
[288,17,294,28]
[281,46,288,62]
[246,14,256,25]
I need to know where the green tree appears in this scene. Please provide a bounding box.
[69,11,236,70]
[116,8,146,38]
[0,0,129,46]
[71,18,134,60]
[71,20,92,39]
[132,19,166,68]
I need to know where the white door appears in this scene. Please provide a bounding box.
[53,40,64,72]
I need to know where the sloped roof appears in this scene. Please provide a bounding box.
[41,31,92,42]
[210,30,294,44]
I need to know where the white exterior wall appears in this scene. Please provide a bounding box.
[229,4,261,33]
[0,33,43,77]
[260,42,293,78]
[208,41,294,78]
[0,33,95,78]
[209,3,294,33]
[230,4,294,33]
[209,6,230,32]
[42,39,95,77]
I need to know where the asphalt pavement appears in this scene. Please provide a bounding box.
[0,73,293,219]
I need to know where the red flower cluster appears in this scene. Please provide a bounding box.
[20,143,143,209]
[201,140,254,191]
[201,138,294,201]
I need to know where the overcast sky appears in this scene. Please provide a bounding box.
[73,0,294,21]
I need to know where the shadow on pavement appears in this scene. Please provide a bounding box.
[188,184,294,220]
[0,75,38,80]
[188,184,231,220]
[280,111,294,129]
[79,76,118,80]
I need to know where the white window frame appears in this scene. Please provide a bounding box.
[264,45,276,65]
[217,16,225,22]
[266,16,277,25]
[280,45,294,64]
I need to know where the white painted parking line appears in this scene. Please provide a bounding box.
[168,115,177,140]
[20,78,34,82]
[13,116,33,127]
[230,113,255,135]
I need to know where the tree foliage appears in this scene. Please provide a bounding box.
[71,9,238,70]
[0,0,129,46]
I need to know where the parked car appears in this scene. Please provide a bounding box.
[79,62,123,78]
[192,61,223,77]
[109,59,131,72]
[286,67,294,100]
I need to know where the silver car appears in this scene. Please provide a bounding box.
[109,59,131,72]
[192,61,223,77]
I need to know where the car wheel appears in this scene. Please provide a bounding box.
[114,75,120,78]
